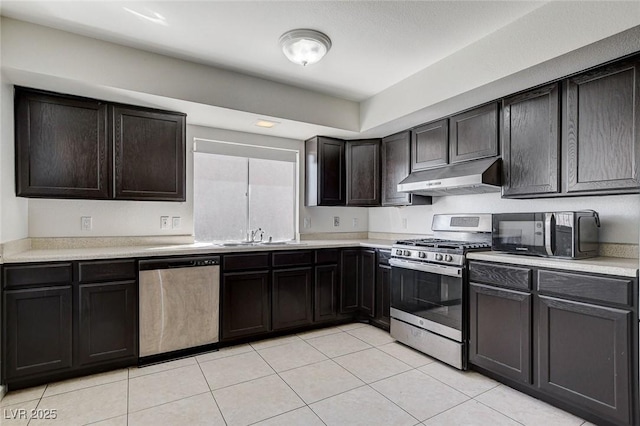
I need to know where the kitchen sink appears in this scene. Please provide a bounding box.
[219,242,260,247]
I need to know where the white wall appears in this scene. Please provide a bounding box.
[369,193,640,244]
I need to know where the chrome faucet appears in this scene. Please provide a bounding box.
[247,228,264,242]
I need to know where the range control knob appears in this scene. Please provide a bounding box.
[395,249,403,255]
[418,252,427,259]
[435,253,443,261]
[444,254,453,262]
[403,250,411,256]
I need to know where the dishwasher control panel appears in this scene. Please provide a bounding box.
[194,259,219,266]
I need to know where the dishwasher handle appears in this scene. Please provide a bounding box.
[139,256,220,271]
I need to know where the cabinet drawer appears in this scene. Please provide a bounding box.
[78,260,137,283]
[273,251,313,267]
[469,261,531,290]
[537,270,632,307]
[3,263,73,289]
[315,249,339,264]
[223,253,270,271]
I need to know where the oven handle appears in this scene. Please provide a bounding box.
[389,258,462,278]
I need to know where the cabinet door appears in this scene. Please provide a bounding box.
[346,139,381,206]
[272,267,313,330]
[411,119,448,171]
[78,281,137,365]
[4,286,73,379]
[305,136,347,206]
[113,106,186,201]
[376,264,391,327]
[450,103,499,164]
[502,84,560,197]
[221,271,270,340]
[340,250,360,314]
[381,132,411,206]
[564,59,640,194]
[538,296,631,424]
[15,87,109,199]
[359,249,376,318]
[469,283,531,384]
[315,264,338,322]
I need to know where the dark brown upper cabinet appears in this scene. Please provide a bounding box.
[15,87,186,202]
[346,139,381,206]
[449,102,499,164]
[564,58,640,195]
[381,132,431,206]
[15,87,110,199]
[502,84,560,198]
[305,136,345,206]
[113,106,185,201]
[411,119,448,171]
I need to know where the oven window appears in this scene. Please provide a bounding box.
[391,267,462,331]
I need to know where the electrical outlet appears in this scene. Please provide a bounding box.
[303,217,311,229]
[352,218,358,228]
[160,216,170,230]
[172,217,181,229]
[402,218,408,229]
[333,216,340,227]
[81,216,92,231]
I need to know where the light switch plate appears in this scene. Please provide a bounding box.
[402,218,408,229]
[303,217,311,229]
[160,216,170,230]
[333,216,340,227]
[352,218,358,228]
[172,217,181,229]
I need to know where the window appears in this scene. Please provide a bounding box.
[194,140,297,242]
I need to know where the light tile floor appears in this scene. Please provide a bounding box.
[1,323,593,426]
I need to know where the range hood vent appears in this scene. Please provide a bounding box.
[397,157,502,197]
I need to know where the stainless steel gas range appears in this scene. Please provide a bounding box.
[389,214,492,370]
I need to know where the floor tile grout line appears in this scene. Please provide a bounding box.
[472,397,527,425]
[365,381,422,424]
[418,397,475,423]
[127,390,212,416]
[414,365,487,399]
[194,351,229,425]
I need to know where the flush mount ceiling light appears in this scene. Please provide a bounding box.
[254,119,279,128]
[279,29,332,66]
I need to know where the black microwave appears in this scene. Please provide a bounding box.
[492,211,600,259]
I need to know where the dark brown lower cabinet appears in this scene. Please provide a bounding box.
[359,249,376,318]
[315,264,339,322]
[4,286,73,379]
[469,283,531,384]
[340,249,360,314]
[78,281,137,365]
[375,263,391,328]
[272,267,313,330]
[538,295,632,425]
[221,271,270,340]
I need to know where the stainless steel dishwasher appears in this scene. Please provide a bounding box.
[139,255,220,358]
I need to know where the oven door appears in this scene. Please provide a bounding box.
[389,258,463,342]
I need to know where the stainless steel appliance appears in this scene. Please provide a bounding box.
[390,214,492,370]
[492,211,600,259]
[139,256,220,358]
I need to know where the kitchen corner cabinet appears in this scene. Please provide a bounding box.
[411,119,448,171]
[339,248,376,318]
[564,58,640,195]
[381,132,431,206]
[502,83,560,197]
[449,102,499,164]
[305,136,346,206]
[468,261,638,426]
[14,87,186,201]
[113,106,186,201]
[346,139,381,206]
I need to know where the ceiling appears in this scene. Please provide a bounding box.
[1,1,639,140]
[0,1,546,102]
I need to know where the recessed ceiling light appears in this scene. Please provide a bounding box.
[255,119,279,128]
[279,29,332,66]
[123,7,168,26]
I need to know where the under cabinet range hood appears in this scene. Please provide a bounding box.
[397,157,502,197]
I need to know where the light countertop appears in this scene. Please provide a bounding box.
[1,239,394,263]
[467,251,639,278]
